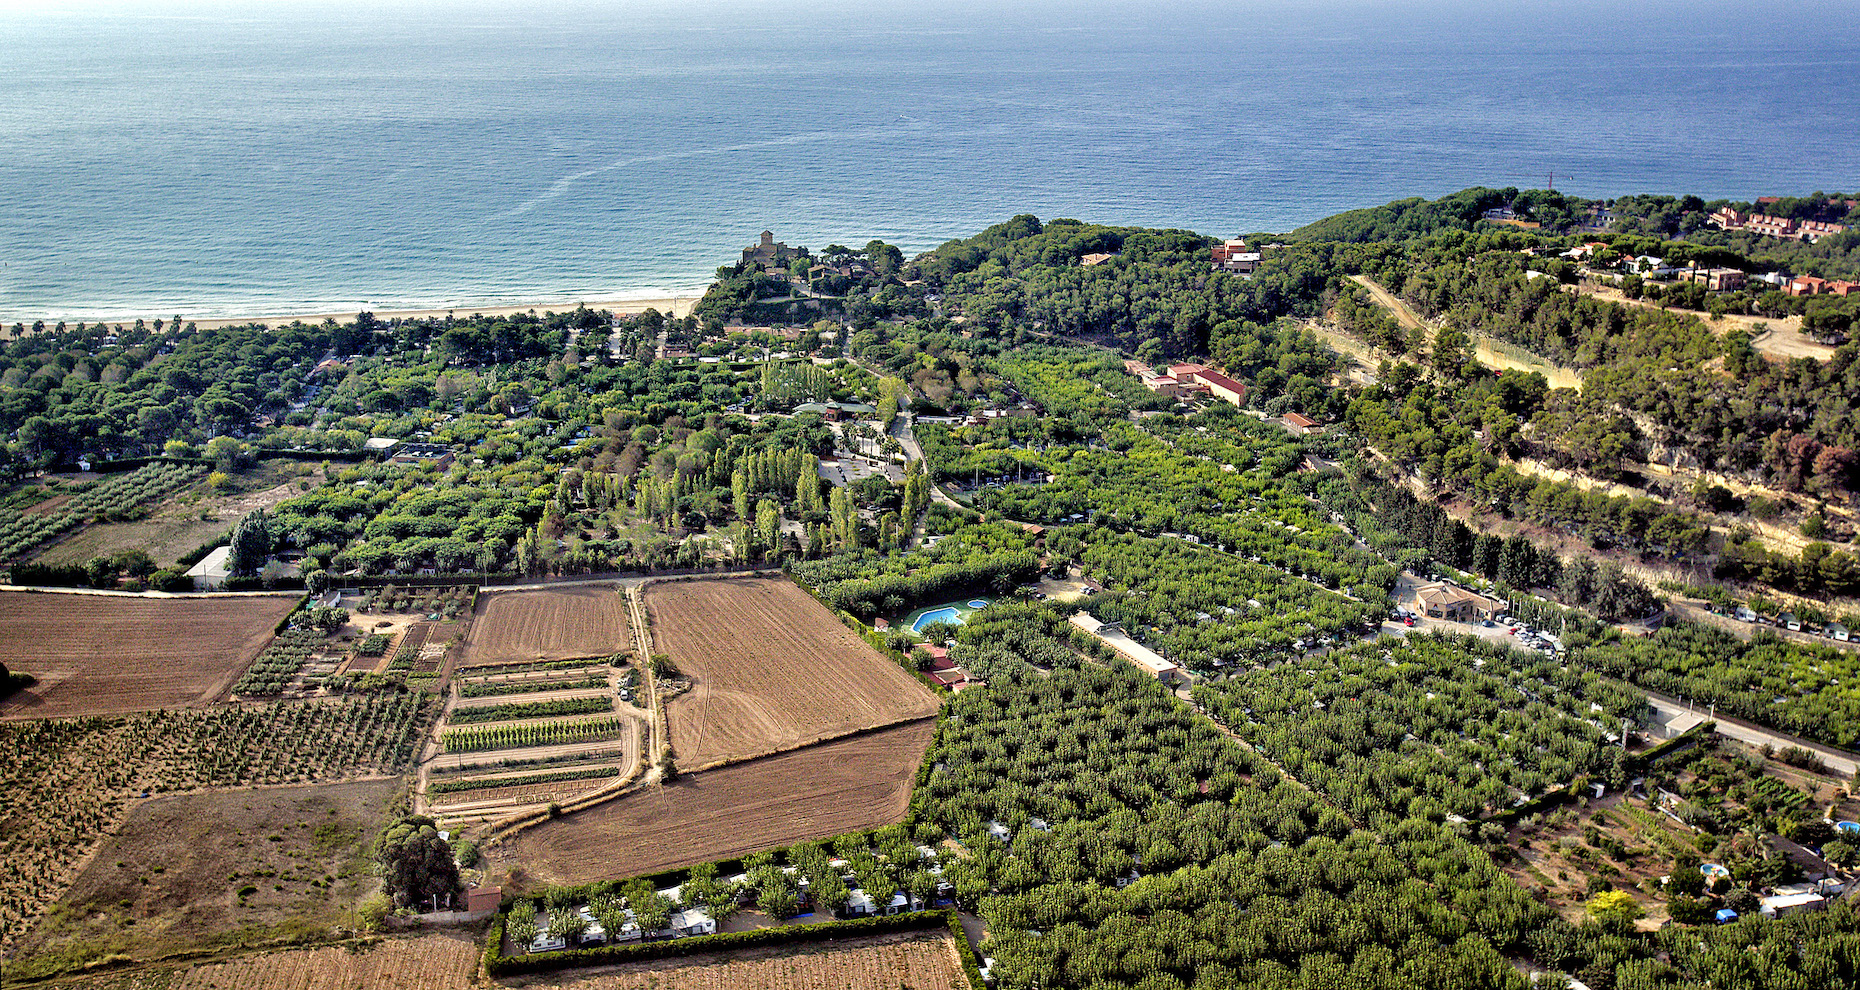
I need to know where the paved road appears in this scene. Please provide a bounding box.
[1646,693,1858,778]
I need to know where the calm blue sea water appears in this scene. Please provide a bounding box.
[2,0,1857,321]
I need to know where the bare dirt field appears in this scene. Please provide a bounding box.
[125,928,960,990]
[649,578,939,768]
[15,778,399,975]
[170,930,481,990]
[498,719,935,886]
[526,929,967,990]
[463,586,632,666]
[0,592,300,719]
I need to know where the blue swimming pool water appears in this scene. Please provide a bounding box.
[912,607,963,634]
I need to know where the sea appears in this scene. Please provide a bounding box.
[3,0,1858,322]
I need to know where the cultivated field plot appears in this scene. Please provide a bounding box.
[462,586,631,666]
[153,929,961,990]
[0,592,300,719]
[649,579,939,767]
[16,779,399,974]
[170,930,480,990]
[0,695,432,962]
[501,719,935,885]
[534,929,967,990]
[29,470,310,570]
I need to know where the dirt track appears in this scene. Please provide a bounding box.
[1348,275,1585,389]
[649,578,939,769]
[499,719,935,885]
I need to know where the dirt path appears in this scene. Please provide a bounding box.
[1348,275,1585,389]
[628,584,667,780]
[1575,283,1836,363]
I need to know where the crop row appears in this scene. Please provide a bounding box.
[441,717,629,753]
[0,464,202,562]
[427,764,624,795]
[458,673,610,699]
[449,696,613,724]
[0,693,434,953]
[233,627,328,695]
[457,654,622,676]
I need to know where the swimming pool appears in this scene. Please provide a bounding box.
[911,607,964,634]
[903,598,993,636]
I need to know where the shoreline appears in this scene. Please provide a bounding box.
[6,295,706,331]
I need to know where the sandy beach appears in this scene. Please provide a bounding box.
[166,295,703,330]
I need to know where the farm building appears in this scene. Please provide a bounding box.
[792,401,877,422]
[1069,612,1188,685]
[1278,412,1322,434]
[185,545,233,590]
[389,442,456,470]
[1412,583,1504,623]
[466,886,503,914]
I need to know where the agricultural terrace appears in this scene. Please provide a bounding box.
[1579,622,1860,748]
[648,578,939,768]
[497,719,935,885]
[14,779,399,977]
[1193,634,1646,822]
[28,461,315,570]
[0,693,432,956]
[0,592,300,719]
[1500,736,1858,927]
[790,516,1040,620]
[462,586,631,666]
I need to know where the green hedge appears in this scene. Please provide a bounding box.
[487,910,952,976]
[944,910,987,990]
[483,916,506,976]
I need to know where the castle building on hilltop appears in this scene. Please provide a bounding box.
[741,230,801,270]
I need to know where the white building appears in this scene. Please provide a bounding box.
[185,545,233,590]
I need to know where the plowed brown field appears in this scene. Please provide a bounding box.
[539,929,966,990]
[463,586,631,666]
[648,579,938,768]
[171,930,480,990]
[500,719,934,885]
[0,592,299,719]
[156,929,961,990]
